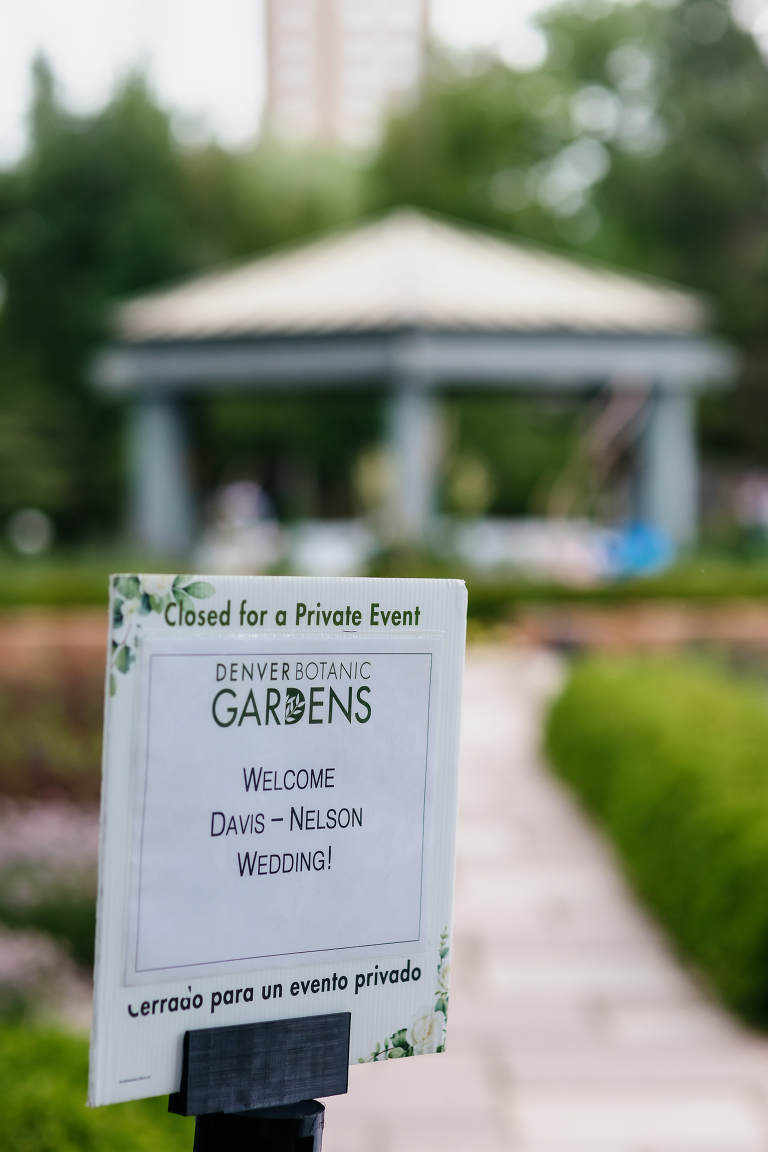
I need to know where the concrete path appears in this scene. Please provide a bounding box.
[324,646,768,1152]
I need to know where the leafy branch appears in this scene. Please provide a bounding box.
[109,575,215,696]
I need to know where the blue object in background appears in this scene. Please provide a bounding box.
[602,521,676,579]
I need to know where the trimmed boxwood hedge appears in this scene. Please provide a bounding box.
[545,656,768,1026]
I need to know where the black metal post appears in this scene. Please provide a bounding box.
[193,1099,324,1152]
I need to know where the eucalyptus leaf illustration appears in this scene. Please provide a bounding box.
[174,589,194,613]
[182,581,215,599]
[109,574,217,696]
[114,575,141,600]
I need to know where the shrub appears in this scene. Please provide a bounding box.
[545,656,768,1025]
[0,1026,194,1152]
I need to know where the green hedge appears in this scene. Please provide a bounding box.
[6,555,768,612]
[546,656,768,1026]
[0,566,109,607]
[0,1027,194,1152]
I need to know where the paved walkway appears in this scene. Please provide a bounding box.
[325,646,768,1152]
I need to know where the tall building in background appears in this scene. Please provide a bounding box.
[266,0,428,148]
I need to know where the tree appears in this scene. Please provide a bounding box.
[0,62,193,536]
[372,2,768,485]
[0,60,191,383]
[375,1,768,338]
[0,62,367,539]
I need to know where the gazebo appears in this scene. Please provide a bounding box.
[93,209,737,554]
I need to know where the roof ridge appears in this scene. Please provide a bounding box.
[115,206,708,342]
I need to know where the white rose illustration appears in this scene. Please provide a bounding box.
[141,574,175,598]
[116,597,140,631]
[407,1010,446,1055]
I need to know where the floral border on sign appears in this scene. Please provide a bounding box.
[109,574,215,696]
[358,929,450,1062]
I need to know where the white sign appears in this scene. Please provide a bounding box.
[89,576,465,1107]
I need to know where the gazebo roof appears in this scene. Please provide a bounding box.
[115,208,706,343]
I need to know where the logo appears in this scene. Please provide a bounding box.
[284,688,305,725]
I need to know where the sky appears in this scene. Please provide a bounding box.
[0,0,552,165]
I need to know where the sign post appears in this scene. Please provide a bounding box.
[89,575,466,1145]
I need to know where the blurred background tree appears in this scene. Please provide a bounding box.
[373,0,768,510]
[0,61,192,538]
[0,59,367,541]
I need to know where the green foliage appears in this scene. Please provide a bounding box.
[9,551,768,612]
[445,395,581,516]
[376,1,768,329]
[0,562,109,606]
[374,1,768,465]
[110,573,217,694]
[0,61,365,542]
[370,55,577,244]
[465,557,768,617]
[0,62,188,537]
[0,1026,193,1152]
[0,63,190,370]
[196,393,381,519]
[546,656,768,1024]
[568,1,768,348]
[0,351,81,523]
[180,139,365,266]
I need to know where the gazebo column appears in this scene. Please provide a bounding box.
[638,386,698,549]
[386,382,442,544]
[127,397,194,555]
